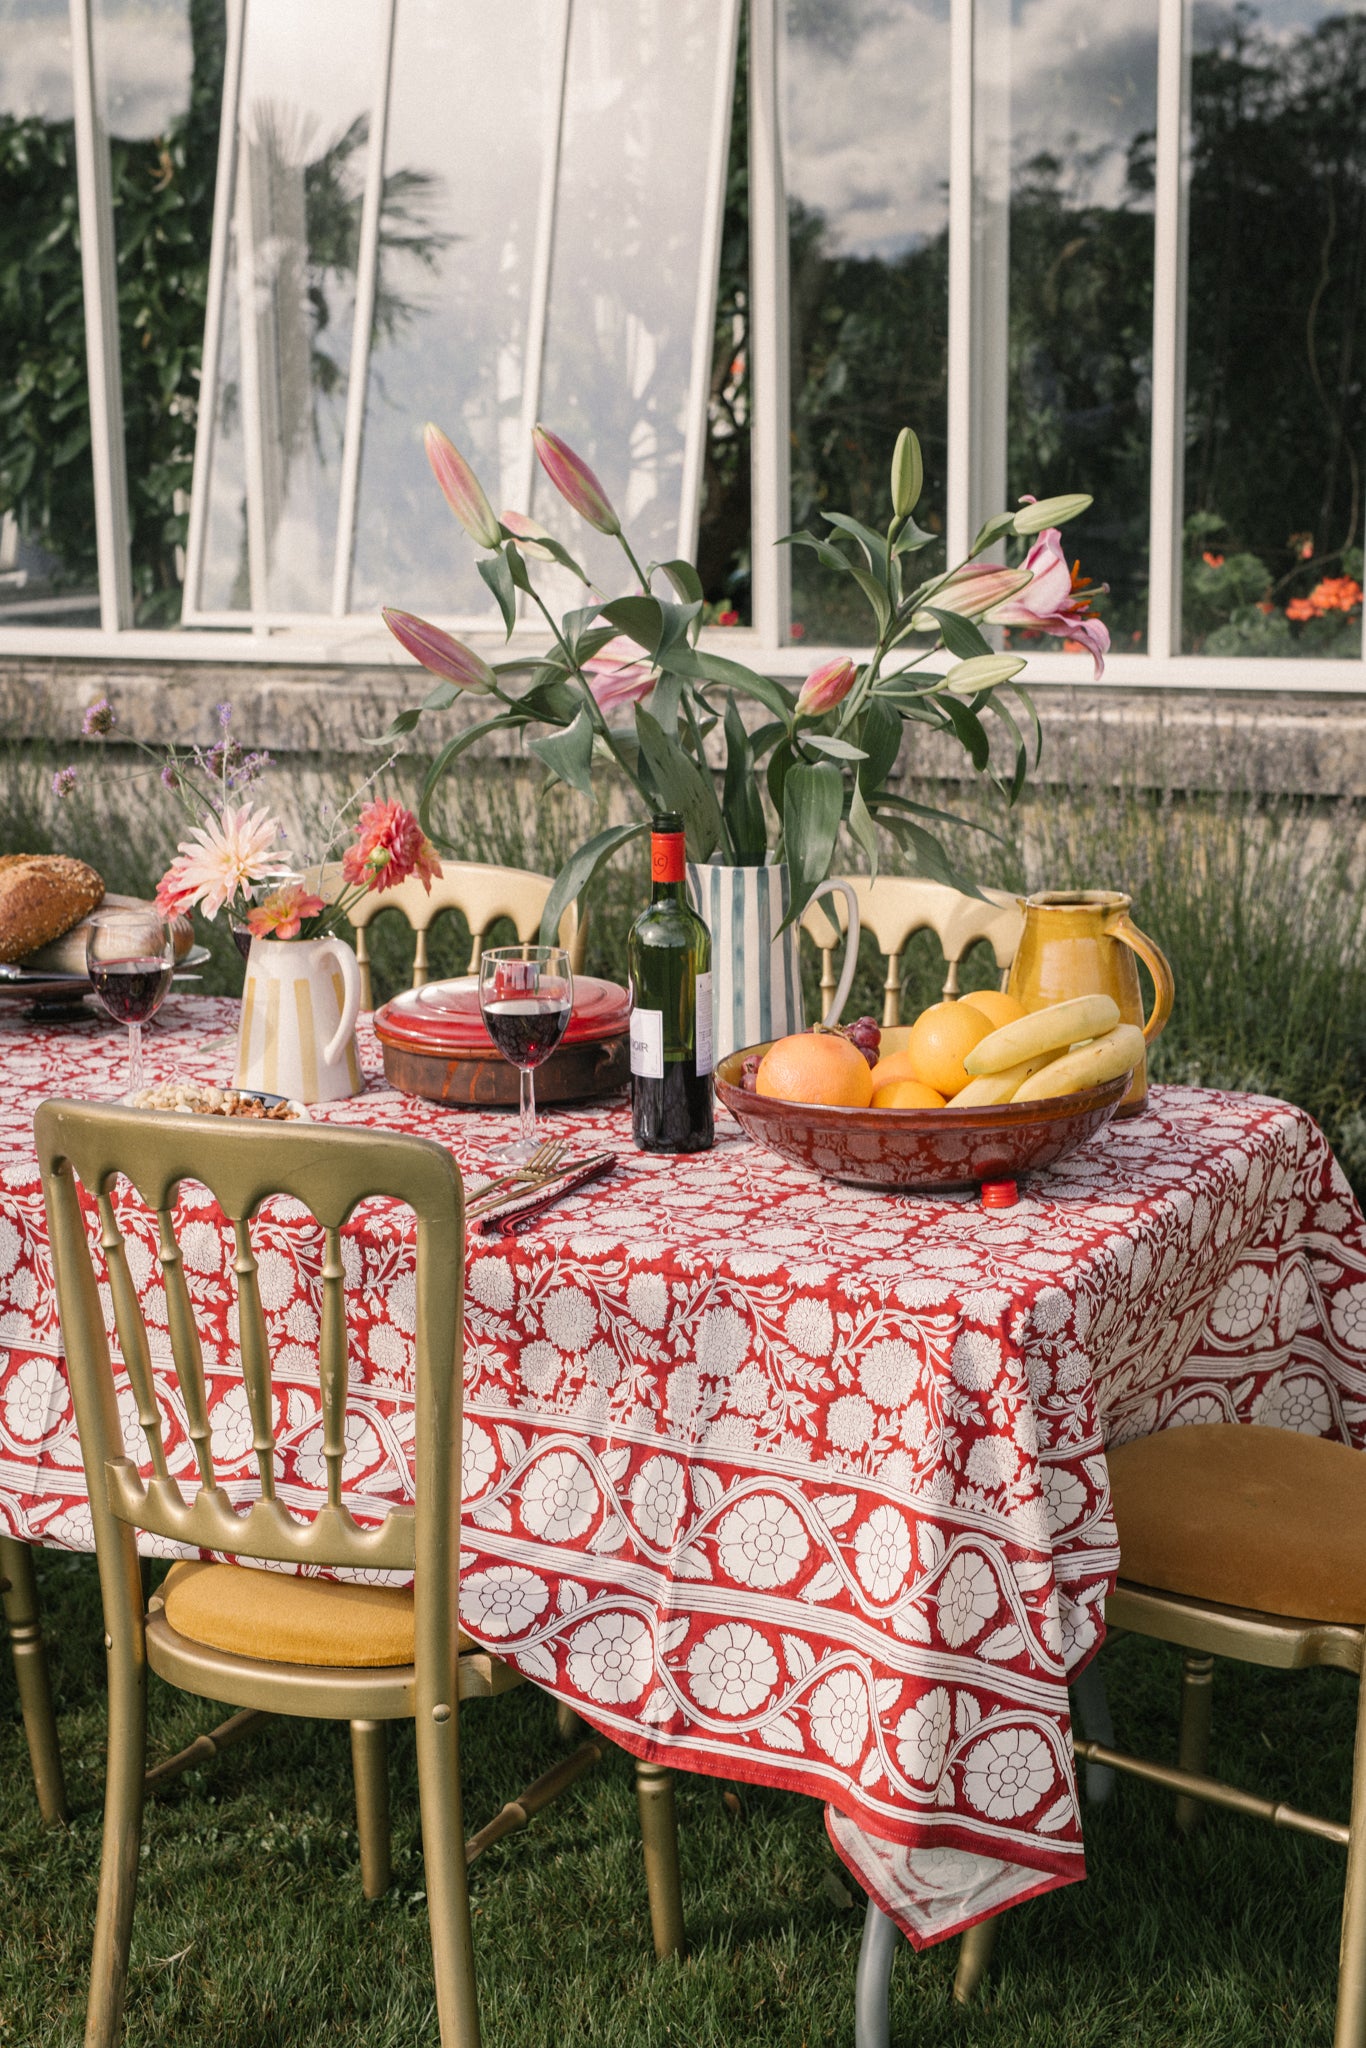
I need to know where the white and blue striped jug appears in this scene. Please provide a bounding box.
[685,860,861,1064]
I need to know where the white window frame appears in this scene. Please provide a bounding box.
[3,0,1363,691]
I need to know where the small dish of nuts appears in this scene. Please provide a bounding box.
[124,1083,310,1121]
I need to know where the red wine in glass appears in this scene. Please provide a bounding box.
[86,910,174,1096]
[482,996,572,1068]
[477,946,573,1163]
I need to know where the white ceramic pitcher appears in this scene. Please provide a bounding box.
[686,860,861,1063]
[235,935,362,1103]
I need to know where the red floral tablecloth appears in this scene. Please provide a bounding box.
[3,995,1365,1945]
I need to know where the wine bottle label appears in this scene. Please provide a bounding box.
[629,1006,664,1079]
[694,971,713,1075]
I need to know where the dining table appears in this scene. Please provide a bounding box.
[4,992,1366,1971]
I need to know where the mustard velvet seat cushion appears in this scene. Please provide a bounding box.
[1107,1422,1366,1624]
[161,1560,467,1668]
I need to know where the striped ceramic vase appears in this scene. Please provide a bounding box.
[235,934,362,1103]
[685,860,861,1064]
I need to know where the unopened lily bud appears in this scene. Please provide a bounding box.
[890,427,923,518]
[533,425,620,535]
[382,608,497,692]
[796,656,857,716]
[944,653,1027,693]
[424,423,502,549]
[1013,493,1092,535]
[500,509,557,561]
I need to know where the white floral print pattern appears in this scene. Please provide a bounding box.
[937,1552,1000,1646]
[686,1623,778,1716]
[716,1492,809,1588]
[463,1565,549,1638]
[853,1504,912,1601]
[895,1687,952,1784]
[962,1727,1055,1818]
[520,1450,598,1542]
[809,1667,870,1765]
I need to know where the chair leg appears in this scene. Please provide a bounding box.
[953,1913,1001,2005]
[1175,1653,1214,1836]
[1070,1658,1116,1807]
[1335,1661,1366,2047]
[634,1759,686,1959]
[555,1699,583,1744]
[84,1627,147,2047]
[0,1535,67,1825]
[853,1900,898,2048]
[415,1704,481,2048]
[351,1719,392,1900]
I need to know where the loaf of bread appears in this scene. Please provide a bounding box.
[21,890,194,972]
[0,856,105,963]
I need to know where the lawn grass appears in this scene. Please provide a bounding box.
[1,1548,1357,2045]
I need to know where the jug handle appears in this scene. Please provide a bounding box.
[811,879,862,1028]
[318,936,362,1066]
[1104,913,1174,1044]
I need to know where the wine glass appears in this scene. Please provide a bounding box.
[86,908,175,1098]
[478,944,573,1163]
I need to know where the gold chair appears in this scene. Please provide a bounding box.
[1064,1422,1366,2045]
[800,877,1023,1026]
[36,1102,682,2048]
[307,861,586,1011]
[1,1533,67,1823]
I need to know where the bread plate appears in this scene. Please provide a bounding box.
[714,1044,1128,1192]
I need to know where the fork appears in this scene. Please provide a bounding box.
[465,1138,569,1216]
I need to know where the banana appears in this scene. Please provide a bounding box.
[952,1051,1063,1106]
[1011,1023,1146,1102]
[963,994,1122,1077]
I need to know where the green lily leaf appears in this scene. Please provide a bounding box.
[651,669,683,735]
[873,809,985,897]
[723,697,767,864]
[634,706,723,859]
[823,510,891,581]
[891,518,939,556]
[600,593,663,652]
[876,790,1005,843]
[538,822,650,946]
[1007,679,1044,766]
[516,675,581,723]
[747,719,789,760]
[504,542,534,595]
[527,705,597,797]
[857,697,903,795]
[847,776,880,883]
[781,528,855,577]
[934,691,992,772]
[987,692,1030,804]
[874,671,947,702]
[781,759,845,929]
[848,562,892,633]
[669,649,794,723]
[969,510,1018,556]
[767,735,797,818]
[801,733,868,761]
[924,607,994,663]
[656,598,704,657]
[418,714,530,843]
[654,558,704,605]
[379,706,424,741]
[478,550,517,637]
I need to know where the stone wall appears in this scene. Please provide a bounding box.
[4,655,1366,798]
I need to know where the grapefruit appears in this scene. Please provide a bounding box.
[902,1000,993,1097]
[755,1030,875,1108]
[871,1078,946,1110]
[960,988,1027,1030]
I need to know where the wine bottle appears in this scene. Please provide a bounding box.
[628,813,714,1153]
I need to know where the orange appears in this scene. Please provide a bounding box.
[755,1030,874,1108]
[960,988,1027,1030]
[902,999,993,1097]
[867,1049,922,1094]
[872,1078,946,1110]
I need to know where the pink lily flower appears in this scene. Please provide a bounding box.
[382,608,497,692]
[796,656,856,717]
[583,635,656,713]
[982,528,1110,679]
[423,424,502,549]
[532,425,620,535]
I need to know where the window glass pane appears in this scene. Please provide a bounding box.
[349,0,562,622]
[531,0,736,610]
[1183,1,1366,659]
[95,0,220,627]
[784,0,950,648]
[989,0,1158,655]
[198,0,383,614]
[0,0,101,625]
[697,16,750,626]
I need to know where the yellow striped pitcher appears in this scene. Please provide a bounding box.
[235,935,363,1102]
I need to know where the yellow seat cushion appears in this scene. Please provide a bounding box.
[1108,1423,1366,1625]
[161,1560,440,1668]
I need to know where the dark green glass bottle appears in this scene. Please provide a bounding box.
[628,814,714,1153]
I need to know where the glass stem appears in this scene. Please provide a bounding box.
[520,1065,536,1151]
[127,1021,143,1097]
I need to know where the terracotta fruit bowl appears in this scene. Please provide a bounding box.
[714,1044,1129,1192]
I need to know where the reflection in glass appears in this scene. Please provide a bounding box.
[784,0,951,646]
[199,0,383,613]
[532,0,736,612]
[349,0,561,621]
[987,0,1158,655]
[1183,1,1366,658]
[0,0,101,625]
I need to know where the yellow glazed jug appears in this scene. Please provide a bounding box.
[1007,891,1174,1114]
